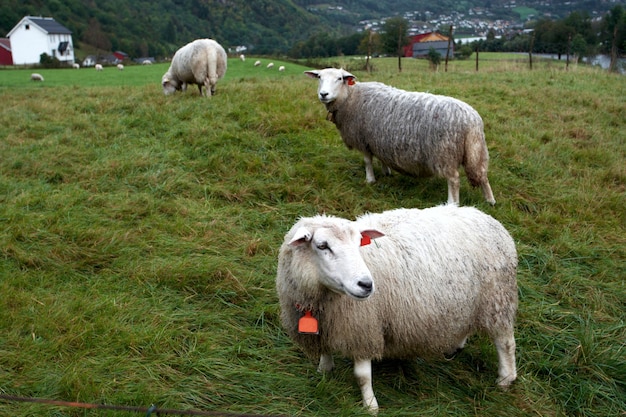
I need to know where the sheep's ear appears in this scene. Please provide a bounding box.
[360,229,384,240]
[289,227,312,246]
[340,69,356,85]
[304,70,320,79]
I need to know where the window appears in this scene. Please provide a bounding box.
[25,24,30,30]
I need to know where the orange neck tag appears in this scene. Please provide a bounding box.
[298,310,319,334]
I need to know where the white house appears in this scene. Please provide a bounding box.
[7,16,75,65]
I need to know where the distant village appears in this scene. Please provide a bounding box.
[316,2,612,40]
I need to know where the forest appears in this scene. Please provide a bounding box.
[1,0,623,59]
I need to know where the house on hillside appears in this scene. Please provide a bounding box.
[6,16,75,65]
[113,51,129,63]
[0,38,12,65]
[404,32,453,58]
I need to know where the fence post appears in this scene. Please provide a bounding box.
[445,25,453,72]
[528,31,535,70]
[475,44,479,72]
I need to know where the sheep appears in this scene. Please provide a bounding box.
[117,63,124,70]
[254,60,261,67]
[95,64,103,71]
[278,65,286,72]
[276,204,518,413]
[240,54,246,62]
[72,63,80,69]
[142,59,152,65]
[30,73,44,82]
[161,38,227,98]
[267,62,274,69]
[304,68,496,205]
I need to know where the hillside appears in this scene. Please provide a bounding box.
[0,0,617,58]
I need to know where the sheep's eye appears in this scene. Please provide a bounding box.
[316,242,329,251]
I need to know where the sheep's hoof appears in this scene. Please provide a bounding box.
[496,374,517,388]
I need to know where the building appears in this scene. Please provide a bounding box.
[0,38,12,65]
[6,16,75,65]
[404,32,453,58]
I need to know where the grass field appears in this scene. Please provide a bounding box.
[0,55,624,416]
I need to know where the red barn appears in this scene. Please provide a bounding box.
[0,38,13,65]
[404,32,453,58]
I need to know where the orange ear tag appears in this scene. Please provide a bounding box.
[298,310,319,334]
[360,234,371,246]
[347,78,356,86]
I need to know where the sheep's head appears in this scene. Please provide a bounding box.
[288,219,383,300]
[161,73,180,95]
[304,68,356,107]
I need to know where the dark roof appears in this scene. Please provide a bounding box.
[28,16,72,34]
[0,38,10,51]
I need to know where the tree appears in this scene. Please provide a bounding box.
[599,5,626,71]
[427,47,441,70]
[82,18,111,56]
[381,17,409,72]
[570,33,588,62]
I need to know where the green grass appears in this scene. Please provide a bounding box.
[513,7,539,21]
[0,56,624,416]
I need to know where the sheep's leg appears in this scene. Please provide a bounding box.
[354,359,379,414]
[317,354,334,373]
[494,333,517,387]
[480,179,496,205]
[447,172,461,205]
[363,153,376,184]
[380,162,391,176]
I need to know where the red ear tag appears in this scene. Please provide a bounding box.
[347,78,356,86]
[298,311,319,334]
[360,234,371,246]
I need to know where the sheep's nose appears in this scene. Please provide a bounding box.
[357,278,373,293]
[319,92,328,99]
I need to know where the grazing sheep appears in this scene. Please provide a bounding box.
[279,65,285,72]
[305,68,496,205]
[142,59,152,65]
[95,64,103,71]
[276,204,518,413]
[72,63,80,69]
[267,62,274,69]
[117,63,124,70]
[30,73,44,82]
[240,54,245,61]
[254,60,261,67]
[162,38,227,98]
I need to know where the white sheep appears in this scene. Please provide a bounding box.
[95,64,103,71]
[72,63,80,69]
[254,60,261,67]
[267,62,274,69]
[305,68,496,205]
[162,38,227,98]
[278,65,285,72]
[240,54,245,61]
[142,59,152,65]
[30,73,44,81]
[117,63,124,70]
[276,204,518,413]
